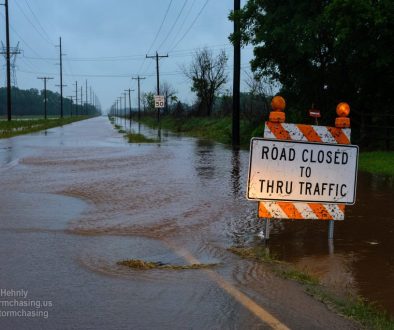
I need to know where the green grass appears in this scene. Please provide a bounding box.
[140,115,394,176]
[0,116,91,139]
[125,131,158,143]
[138,115,256,146]
[359,151,394,176]
[228,245,394,329]
[117,259,218,270]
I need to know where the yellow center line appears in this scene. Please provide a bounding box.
[164,241,290,330]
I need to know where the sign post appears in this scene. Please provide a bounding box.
[247,96,358,240]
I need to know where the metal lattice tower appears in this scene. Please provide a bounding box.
[1,41,21,87]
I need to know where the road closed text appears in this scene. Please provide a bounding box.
[247,139,359,204]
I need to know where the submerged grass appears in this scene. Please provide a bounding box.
[228,245,394,329]
[359,151,394,176]
[117,259,218,270]
[0,116,91,139]
[139,115,394,176]
[138,115,256,146]
[125,131,157,143]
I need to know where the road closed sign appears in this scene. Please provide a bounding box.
[247,138,359,204]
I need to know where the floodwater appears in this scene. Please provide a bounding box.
[0,116,391,329]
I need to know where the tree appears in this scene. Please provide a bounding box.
[159,81,177,114]
[183,48,228,116]
[232,0,394,130]
[142,92,155,113]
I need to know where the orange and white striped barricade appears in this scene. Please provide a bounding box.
[247,98,358,239]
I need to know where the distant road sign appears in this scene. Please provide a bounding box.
[309,109,321,118]
[154,95,165,108]
[247,138,359,204]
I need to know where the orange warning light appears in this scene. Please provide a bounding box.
[271,96,286,112]
[336,102,350,117]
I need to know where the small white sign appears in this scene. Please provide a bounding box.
[247,138,359,204]
[154,95,165,108]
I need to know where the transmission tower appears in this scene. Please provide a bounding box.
[1,41,21,87]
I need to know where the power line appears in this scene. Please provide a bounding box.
[24,0,54,44]
[14,0,53,46]
[0,12,54,63]
[167,0,197,51]
[138,0,173,75]
[169,0,210,52]
[157,0,188,51]
[146,0,173,55]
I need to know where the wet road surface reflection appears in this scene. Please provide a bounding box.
[0,116,389,329]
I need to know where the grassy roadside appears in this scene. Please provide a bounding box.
[138,115,394,177]
[358,151,394,176]
[0,116,92,139]
[138,115,259,146]
[109,116,158,143]
[229,246,394,329]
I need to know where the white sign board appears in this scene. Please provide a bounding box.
[247,138,359,204]
[154,95,165,108]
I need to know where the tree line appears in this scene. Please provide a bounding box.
[120,1,393,149]
[0,87,100,117]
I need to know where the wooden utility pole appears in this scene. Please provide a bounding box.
[4,0,12,120]
[85,80,88,114]
[67,96,74,116]
[74,81,78,116]
[146,52,168,123]
[80,85,83,113]
[232,0,241,146]
[132,76,145,121]
[37,77,53,119]
[56,37,66,118]
[125,88,134,121]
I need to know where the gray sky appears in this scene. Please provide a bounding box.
[1,0,254,112]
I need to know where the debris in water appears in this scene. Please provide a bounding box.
[117,259,218,270]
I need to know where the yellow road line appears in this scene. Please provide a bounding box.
[165,241,289,330]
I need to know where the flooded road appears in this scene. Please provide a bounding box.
[0,116,390,329]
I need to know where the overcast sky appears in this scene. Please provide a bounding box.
[0,0,254,112]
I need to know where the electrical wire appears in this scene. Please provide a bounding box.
[24,0,54,45]
[157,0,188,52]
[169,0,210,52]
[14,1,53,46]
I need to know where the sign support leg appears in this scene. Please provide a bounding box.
[328,220,334,240]
[265,219,270,240]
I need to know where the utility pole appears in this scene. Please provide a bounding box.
[85,80,88,115]
[37,77,53,120]
[74,81,78,116]
[56,37,66,118]
[67,96,74,116]
[4,0,12,120]
[146,51,168,123]
[80,85,83,114]
[90,86,92,105]
[232,0,241,146]
[132,76,145,121]
[124,88,134,121]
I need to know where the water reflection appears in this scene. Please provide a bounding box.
[194,139,215,180]
[230,148,241,198]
